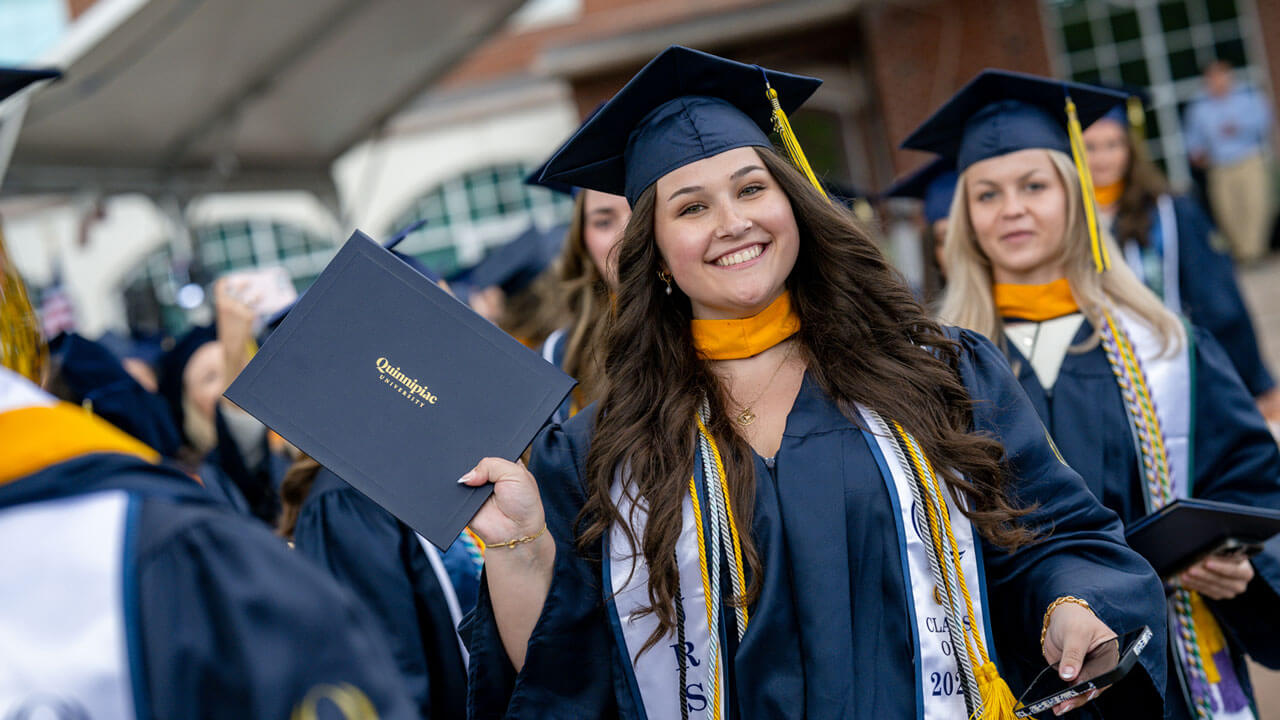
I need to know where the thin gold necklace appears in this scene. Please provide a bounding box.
[728,342,796,426]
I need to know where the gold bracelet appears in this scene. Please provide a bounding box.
[1041,595,1093,649]
[488,524,547,550]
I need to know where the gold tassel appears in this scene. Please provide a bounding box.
[763,82,829,201]
[0,228,48,385]
[1065,97,1110,273]
[1126,95,1148,161]
[975,661,1020,720]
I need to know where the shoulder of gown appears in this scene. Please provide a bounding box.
[131,491,418,718]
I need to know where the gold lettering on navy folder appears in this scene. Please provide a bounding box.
[376,357,439,406]
[223,230,575,550]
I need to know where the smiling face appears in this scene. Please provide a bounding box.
[581,189,631,288]
[652,146,800,320]
[1083,117,1130,192]
[964,149,1069,285]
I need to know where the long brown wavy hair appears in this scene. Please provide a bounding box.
[1111,133,1170,250]
[278,454,323,539]
[579,146,1034,656]
[556,191,611,408]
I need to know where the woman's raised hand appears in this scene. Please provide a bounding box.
[458,458,547,548]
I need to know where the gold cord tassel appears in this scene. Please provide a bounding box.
[0,229,48,384]
[763,82,829,201]
[975,662,1020,720]
[1065,97,1110,273]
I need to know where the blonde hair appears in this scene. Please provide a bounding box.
[555,191,610,408]
[938,149,1182,353]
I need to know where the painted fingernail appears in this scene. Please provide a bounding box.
[1061,666,1077,680]
[457,472,475,484]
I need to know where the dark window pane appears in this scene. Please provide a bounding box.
[1110,10,1140,43]
[1169,48,1200,80]
[1144,111,1162,141]
[1206,0,1238,23]
[1214,38,1246,68]
[1076,68,1103,85]
[1062,20,1094,54]
[1159,2,1190,31]
[1119,60,1151,87]
[1053,0,1090,25]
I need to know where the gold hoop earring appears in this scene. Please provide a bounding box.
[658,270,673,296]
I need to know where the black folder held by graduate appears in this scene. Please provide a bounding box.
[1124,498,1280,577]
[225,231,575,550]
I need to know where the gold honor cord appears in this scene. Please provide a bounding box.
[763,81,830,202]
[1065,97,1111,273]
[893,420,1019,720]
[0,230,48,384]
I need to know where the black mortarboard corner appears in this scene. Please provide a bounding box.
[468,224,566,296]
[49,332,182,457]
[883,157,958,225]
[0,67,59,104]
[900,69,1126,272]
[540,46,824,205]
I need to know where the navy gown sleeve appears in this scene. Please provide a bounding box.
[293,473,467,718]
[461,412,622,719]
[950,328,1169,711]
[1187,327,1280,666]
[1175,196,1275,396]
[134,499,417,719]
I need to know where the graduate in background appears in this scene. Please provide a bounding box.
[925,69,1280,720]
[158,277,290,524]
[1082,99,1280,422]
[460,224,567,349]
[882,156,958,300]
[527,153,632,423]
[458,47,1167,719]
[0,66,415,719]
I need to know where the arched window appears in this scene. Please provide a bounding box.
[385,161,574,278]
[123,220,336,334]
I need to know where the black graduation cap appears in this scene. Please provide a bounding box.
[882,157,958,225]
[524,160,576,197]
[900,69,1127,173]
[0,67,59,103]
[468,224,566,296]
[540,45,822,205]
[49,332,183,456]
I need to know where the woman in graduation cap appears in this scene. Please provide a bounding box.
[882,156,959,300]
[1082,100,1280,423]
[527,148,632,423]
[925,70,1280,720]
[457,46,1168,719]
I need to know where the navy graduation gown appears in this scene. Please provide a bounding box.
[462,328,1168,719]
[197,406,287,525]
[1007,321,1280,719]
[294,468,470,719]
[0,452,417,719]
[1121,195,1274,396]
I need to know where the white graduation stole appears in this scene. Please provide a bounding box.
[609,478,716,719]
[416,534,471,667]
[0,489,137,719]
[859,406,998,720]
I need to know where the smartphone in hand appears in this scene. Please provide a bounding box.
[1014,626,1153,718]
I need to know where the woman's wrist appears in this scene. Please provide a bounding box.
[1041,595,1093,649]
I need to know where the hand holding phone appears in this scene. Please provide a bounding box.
[1014,626,1152,718]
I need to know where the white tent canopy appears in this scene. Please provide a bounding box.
[2,0,522,199]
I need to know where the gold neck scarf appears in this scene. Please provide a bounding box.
[691,291,800,361]
[993,278,1080,322]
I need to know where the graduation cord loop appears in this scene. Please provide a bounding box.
[677,401,750,720]
[1065,95,1111,273]
[869,408,1019,720]
[757,67,829,201]
[1098,311,1218,718]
